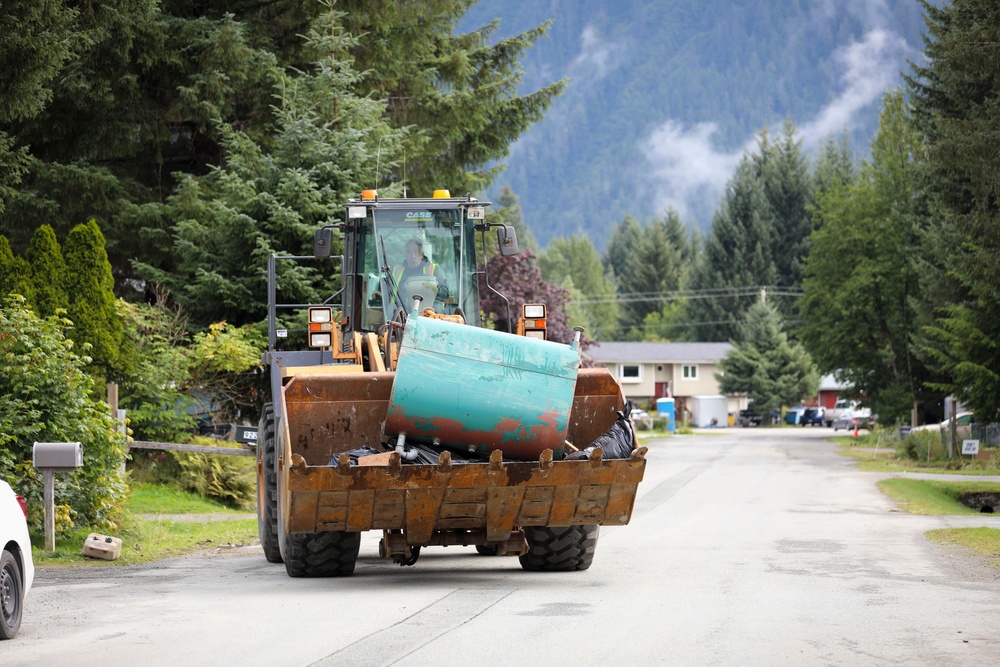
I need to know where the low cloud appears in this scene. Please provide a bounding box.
[642,120,743,222]
[569,25,625,85]
[799,28,910,147]
[643,28,911,227]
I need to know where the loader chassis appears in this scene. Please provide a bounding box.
[258,195,647,577]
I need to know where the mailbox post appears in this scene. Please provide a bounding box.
[33,442,84,551]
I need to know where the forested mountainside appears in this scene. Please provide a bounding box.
[461,0,928,246]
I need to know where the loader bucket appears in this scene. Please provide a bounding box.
[277,363,643,541]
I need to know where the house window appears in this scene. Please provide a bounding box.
[619,364,642,383]
[682,364,698,380]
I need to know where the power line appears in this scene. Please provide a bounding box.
[574,285,804,305]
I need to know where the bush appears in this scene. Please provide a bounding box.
[900,429,949,462]
[0,296,128,531]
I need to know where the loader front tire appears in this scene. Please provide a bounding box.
[257,403,281,563]
[519,525,600,572]
[283,531,361,577]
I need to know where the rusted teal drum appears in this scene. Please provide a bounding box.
[386,316,580,459]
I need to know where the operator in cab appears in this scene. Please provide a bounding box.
[390,238,451,309]
[393,239,437,284]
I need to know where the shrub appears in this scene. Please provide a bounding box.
[900,429,948,462]
[0,296,128,531]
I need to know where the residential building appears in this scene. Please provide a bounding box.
[586,341,740,418]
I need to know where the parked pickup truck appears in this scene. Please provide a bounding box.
[738,409,762,427]
[823,399,856,428]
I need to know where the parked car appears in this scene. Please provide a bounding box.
[785,406,807,425]
[738,409,762,427]
[910,412,974,436]
[801,407,825,426]
[833,408,876,432]
[824,398,857,427]
[1,480,33,640]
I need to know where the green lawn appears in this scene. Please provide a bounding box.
[32,483,258,567]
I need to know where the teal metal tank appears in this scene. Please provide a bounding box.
[385,316,580,459]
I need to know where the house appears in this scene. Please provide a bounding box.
[586,341,740,417]
[817,374,850,409]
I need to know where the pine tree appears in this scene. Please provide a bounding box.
[717,301,818,413]
[603,215,643,287]
[338,2,566,196]
[25,224,68,317]
[758,121,812,293]
[812,132,856,201]
[684,156,777,342]
[907,0,1000,421]
[617,212,685,337]
[64,220,122,376]
[133,17,406,326]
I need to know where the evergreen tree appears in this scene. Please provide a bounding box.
[907,0,1000,421]
[64,220,123,377]
[758,121,812,293]
[800,90,934,422]
[617,211,685,337]
[0,1,287,287]
[25,224,68,317]
[717,301,818,414]
[338,2,566,196]
[603,215,642,286]
[812,132,856,201]
[0,235,34,304]
[684,156,777,342]
[133,18,405,326]
[538,234,618,340]
[480,185,539,257]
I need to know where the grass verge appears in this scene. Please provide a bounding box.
[926,527,1000,569]
[876,478,1000,515]
[32,483,258,567]
[836,434,1000,475]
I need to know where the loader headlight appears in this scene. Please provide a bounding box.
[309,307,333,324]
[523,304,545,319]
[309,332,332,348]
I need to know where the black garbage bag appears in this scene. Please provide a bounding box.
[329,442,480,467]
[397,441,477,465]
[564,400,636,461]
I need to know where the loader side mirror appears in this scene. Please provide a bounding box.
[314,227,334,258]
[497,225,519,256]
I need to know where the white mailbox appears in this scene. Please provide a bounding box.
[33,442,84,471]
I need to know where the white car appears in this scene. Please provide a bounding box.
[911,412,974,435]
[1,480,33,640]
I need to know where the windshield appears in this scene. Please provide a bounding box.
[356,207,480,329]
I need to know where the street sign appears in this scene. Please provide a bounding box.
[962,439,980,455]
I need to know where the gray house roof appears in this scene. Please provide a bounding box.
[587,341,733,364]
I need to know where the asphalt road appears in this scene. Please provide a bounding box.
[4,428,999,666]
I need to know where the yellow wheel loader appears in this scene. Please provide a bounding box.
[257,190,647,577]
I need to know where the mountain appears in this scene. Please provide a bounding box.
[459,0,929,247]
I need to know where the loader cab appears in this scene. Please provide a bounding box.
[344,194,488,332]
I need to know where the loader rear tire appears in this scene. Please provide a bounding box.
[519,525,600,572]
[283,531,361,577]
[257,403,282,563]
